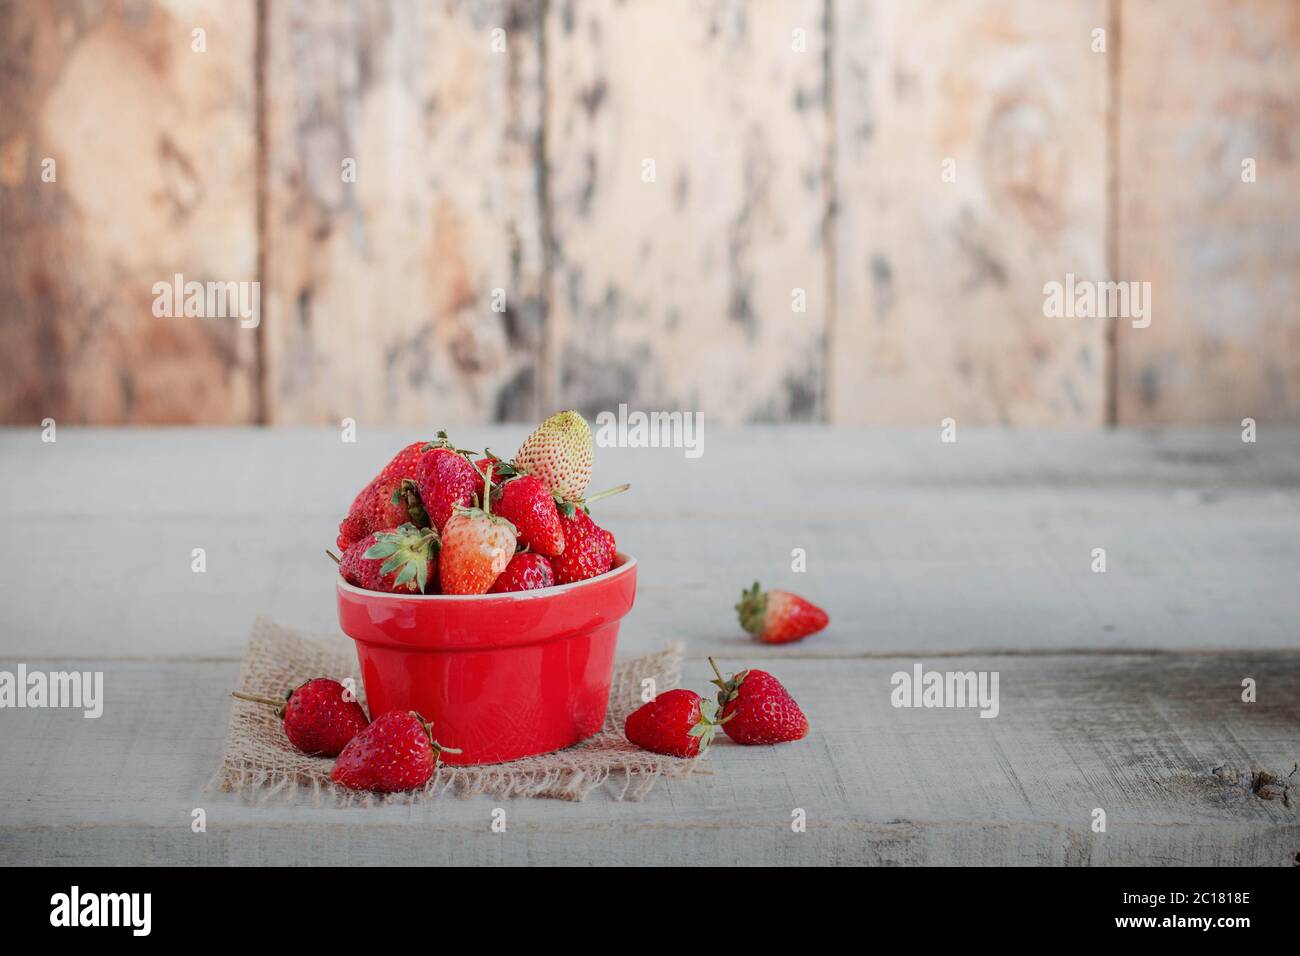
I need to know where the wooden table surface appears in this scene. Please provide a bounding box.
[1,426,1297,866]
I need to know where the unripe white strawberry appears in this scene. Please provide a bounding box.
[514,410,594,502]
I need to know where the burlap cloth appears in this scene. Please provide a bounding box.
[212,617,702,804]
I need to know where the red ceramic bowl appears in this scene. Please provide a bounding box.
[336,553,636,765]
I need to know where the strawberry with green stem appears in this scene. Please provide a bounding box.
[416,431,482,532]
[735,582,828,645]
[551,508,616,584]
[709,657,809,744]
[331,711,461,793]
[474,450,519,485]
[493,475,566,557]
[336,441,429,549]
[545,483,627,584]
[514,410,594,503]
[624,689,729,757]
[366,474,428,532]
[438,462,517,595]
[231,677,369,757]
[337,523,439,594]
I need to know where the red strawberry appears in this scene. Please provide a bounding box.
[337,477,379,550]
[494,475,566,557]
[735,582,828,644]
[331,711,458,793]
[340,523,438,594]
[416,433,481,532]
[366,474,427,532]
[336,443,427,549]
[624,689,723,757]
[474,452,518,485]
[515,410,594,502]
[709,659,809,745]
[376,441,427,482]
[489,552,555,592]
[439,465,517,594]
[232,677,370,757]
[336,509,370,551]
[551,509,614,584]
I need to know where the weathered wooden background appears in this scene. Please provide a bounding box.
[2,0,1297,425]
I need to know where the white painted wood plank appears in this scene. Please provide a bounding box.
[0,655,1294,865]
[2,427,1296,521]
[0,428,1296,658]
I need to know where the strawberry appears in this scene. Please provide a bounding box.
[494,475,566,557]
[340,523,438,594]
[709,659,809,745]
[336,442,426,548]
[438,465,517,594]
[551,509,614,584]
[515,410,594,502]
[366,474,427,532]
[337,476,380,550]
[624,689,724,758]
[331,711,459,793]
[231,677,370,757]
[474,451,518,485]
[416,432,481,532]
[376,441,427,482]
[489,552,555,592]
[735,582,828,644]
[336,509,370,552]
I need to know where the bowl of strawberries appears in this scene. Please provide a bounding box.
[331,412,635,766]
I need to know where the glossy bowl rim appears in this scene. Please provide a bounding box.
[336,551,636,603]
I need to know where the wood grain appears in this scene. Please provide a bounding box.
[0,0,259,424]
[544,0,830,422]
[1,427,1296,660]
[0,653,1294,865]
[261,0,545,425]
[829,0,1109,424]
[3,2,1300,428]
[1115,0,1300,424]
[0,426,1295,864]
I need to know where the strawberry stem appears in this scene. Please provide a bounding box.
[231,690,286,714]
[581,483,631,506]
[477,460,494,517]
[708,656,725,683]
[325,549,341,565]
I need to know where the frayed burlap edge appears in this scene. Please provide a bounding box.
[210,617,701,804]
